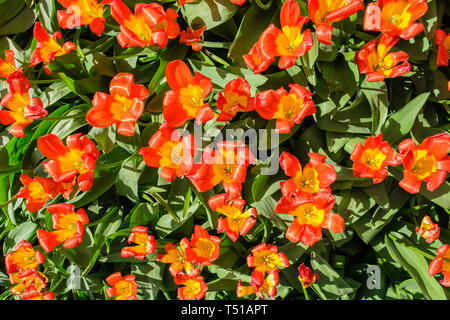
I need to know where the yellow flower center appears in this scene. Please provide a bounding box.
[314,0,347,23]
[294,167,320,193]
[274,93,305,120]
[10,247,39,271]
[58,148,88,174]
[382,1,412,29]
[183,279,201,298]
[111,95,133,121]
[179,84,205,117]
[293,203,325,227]
[115,280,133,299]
[124,13,153,42]
[276,26,304,56]
[158,141,183,169]
[194,239,215,258]
[360,148,387,170]
[222,92,248,114]
[410,149,437,180]
[28,181,47,200]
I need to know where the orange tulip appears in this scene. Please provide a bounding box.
[37,133,100,192]
[86,73,149,136]
[279,151,336,197]
[428,244,450,287]
[255,84,315,134]
[121,226,156,260]
[156,239,197,277]
[9,270,48,296]
[0,70,47,137]
[106,272,138,300]
[5,240,45,277]
[237,271,279,299]
[174,273,208,300]
[188,141,255,200]
[364,0,428,40]
[259,0,314,69]
[275,192,344,246]
[308,0,364,45]
[355,34,410,82]
[185,225,221,267]
[398,133,450,194]
[139,122,197,182]
[216,77,254,122]
[20,286,55,300]
[15,174,58,213]
[350,133,403,183]
[208,193,257,242]
[0,49,17,79]
[163,60,214,127]
[36,203,89,253]
[110,0,180,48]
[29,22,76,75]
[57,0,111,35]
[247,243,289,287]
[179,26,206,51]
[416,215,440,244]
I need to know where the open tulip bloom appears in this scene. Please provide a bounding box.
[355,34,411,82]
[398,133,450,194]
[247,243,289,287]
[57,0,111,36]
[185,225,221,267]
[179,26,206,51]
[237,271,279,299]
[0,49,17,79]
[216,77,255,122]
[243,40,275,74]
[156,239,197,277]
[174,273,208,300]
[428,244,450,287]
[110,0,180,48]
[36,203,89,252]
[86,73,149,136]
[121,226,156,260]
[5,240,45,278]
[308,0,364,45]
[258,0,314,70]
[435,29,450,67]
[364,0,428,40]
[29,22,76,75]
[106,272,138,300]
[16,174,57,213]
[0,71,47,137]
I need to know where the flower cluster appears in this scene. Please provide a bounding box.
[5,241,54,300]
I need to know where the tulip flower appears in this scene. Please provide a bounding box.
[174,273,208,300]
[139,123,197,182]
[428,244,450,287]
[364,0,428,40]
[255,84,315,134]
[110,0,180,48]
[435,30,449,67]
[121,226,156,260]
[398,133,450,194]
[55,179,77,200]
[162,60,214,127]
[57,0,112,36]
[0,71,47,137]
[5,240,45,277]
[279,151,336,197]
[177,0,195,5]
[86,73,149,136]
[156,239,197,276]
[106,272,138,300]
[29,22,76,75]
[36,203,89,253]
[0,49,17,79]
[37,133,100,192]
[275,192,344,246]
[179,26,206,51]
[237,271,279,299]
[185,225,221,267]
[15,174,57,213]
[20,287,55,300]
[259,0,314,69]
[9,270,48,296]
[243,41,275,74]
[298,263,319,289]
[247,243,289,287]
[208,193,257,242]
[308,0,364,45]
[350,133,403,183]
[231,0,246,5]
[188,141,255,200]
[355,34,410,82]
[216,77,255,122]
[416,216,440,244]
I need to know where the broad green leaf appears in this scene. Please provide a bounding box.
[3,221,37,255]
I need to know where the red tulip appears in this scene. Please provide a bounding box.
[435,30,450,67]
[156,239,197,277]
[185,225,221,267]
[174,273,208,300]
[428,244,450,287]
[398,133,450,194]
[247,243,289,287]
[243,40,275,74]
[5,240,45,277]
[216,77,254,122]
[237,271,279,299]
[179,26,206,51]
[298,263,319,288]
[86,73,148,136]
[255,84,315,134]
[0,50,17,79]
[364,0,428,40]
[355,34,410,82]
[106,272,138,300]
[15,174,58,213]
[416,215,440,244]
[121,226,156,260]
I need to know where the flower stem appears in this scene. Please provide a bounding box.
[302,285,310,300]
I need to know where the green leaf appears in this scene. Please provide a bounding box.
[3,221,38,255]
[361,80,389,135]
[381,92,430,144]
[0,6,36,35]
[182,0,237,31]
[385,234,446,300]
